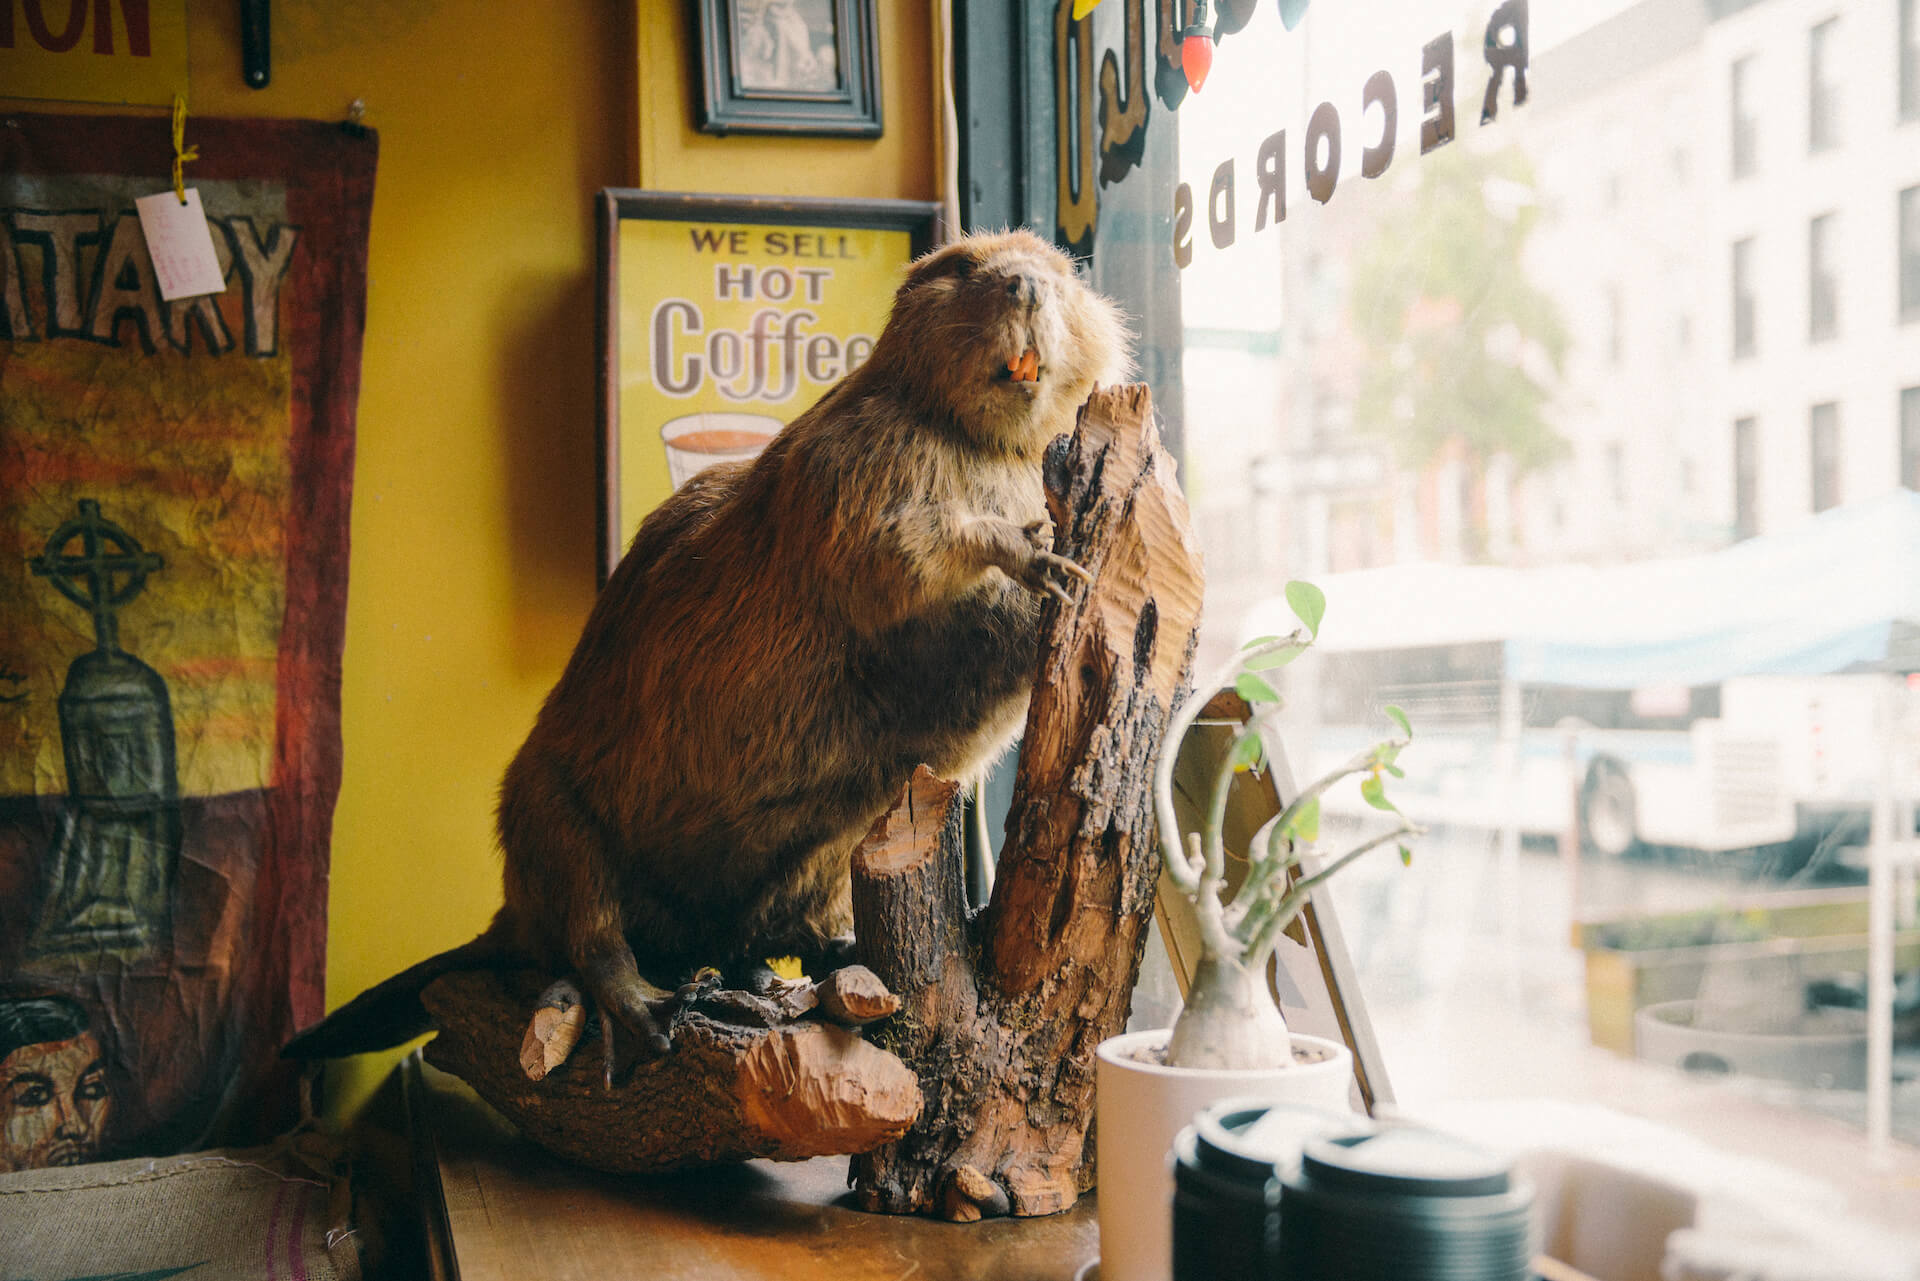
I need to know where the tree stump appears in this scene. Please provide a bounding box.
[850,383,1205,1219]
[420,968,922,1173]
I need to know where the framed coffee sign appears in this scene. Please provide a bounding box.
[596,189,940,581]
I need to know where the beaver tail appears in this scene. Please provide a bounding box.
[281,922,514,1059]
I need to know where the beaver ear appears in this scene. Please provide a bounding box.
[902,249,976,294]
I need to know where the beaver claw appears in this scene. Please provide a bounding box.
[554,960,682,1088]
[1017,520,1090,604]
[1022,549,1091,604]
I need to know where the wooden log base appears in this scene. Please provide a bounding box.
[420,966,922,1174]
[850,384,1206,1220]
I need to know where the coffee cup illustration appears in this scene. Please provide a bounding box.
[659,412,784,489]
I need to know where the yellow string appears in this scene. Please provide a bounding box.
[170,94,199,204]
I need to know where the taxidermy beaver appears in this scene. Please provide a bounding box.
[284,229,1131,1076]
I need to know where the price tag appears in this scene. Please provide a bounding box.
[135,189,227,301]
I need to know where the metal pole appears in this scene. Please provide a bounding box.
[1866,676,1896,1165]
[1498,674,1523,987]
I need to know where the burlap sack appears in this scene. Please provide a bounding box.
[0,1132,360,1280]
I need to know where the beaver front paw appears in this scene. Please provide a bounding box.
[1017,541,1091,605]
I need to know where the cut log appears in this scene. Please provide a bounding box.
[421,967,922,1173]
[518,1000,586,1082]
[851,383,1205,1218]
[817,965,905,1026]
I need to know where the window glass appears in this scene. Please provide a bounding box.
[1808,212,1838,342]
[1903,387,1920,489]
[1903,0,1920,122]
[1732,236,1757,358]
[1734,414,1759,538]
[1810,401,1841,512]
[1902,185,1920,322]
[1730,53,1758,178]
[1063,0,1920,1202]
[1809,17,1841,152]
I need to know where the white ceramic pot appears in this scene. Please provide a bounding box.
[1094,1028,1355,1281]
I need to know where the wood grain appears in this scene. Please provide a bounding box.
[850,383,1206,1219]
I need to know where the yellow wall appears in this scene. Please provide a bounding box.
[3,1,935,1123]
[637,2,935,200]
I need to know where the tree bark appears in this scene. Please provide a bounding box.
[851,383,1205,1219]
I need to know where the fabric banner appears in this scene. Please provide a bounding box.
[0,112,375,1167]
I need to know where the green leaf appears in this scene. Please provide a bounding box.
[1384,704,1412,738]
[1244,644,1305,671]
[1372,742,1402,770]
[1242,634,1283,650]
[1360,773,1398,813]
[1384,763,1405,779]
[1235,672,1281,704]
[1230,730,1265,771]
[1282,795,1321,843]
[1285,580,1326,640]
[1399,843,1413,866]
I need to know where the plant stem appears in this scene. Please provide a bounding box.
[1151,631,1306,896]
[1222,809,1298,936]
[1244,821,1422,970]
[1266,738,1409,855]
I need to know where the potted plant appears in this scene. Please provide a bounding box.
[1096,581,1422,1281]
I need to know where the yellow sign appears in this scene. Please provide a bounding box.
[607,204,932,570]
[1,0,189,106]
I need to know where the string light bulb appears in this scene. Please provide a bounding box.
[1071,0,1104,17]
[1180,0,1215,93]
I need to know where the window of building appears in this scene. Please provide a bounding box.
[1733,237,1757,357]
[1903,186,1920,322]
[1809,402,1841,512]
[1809,19,1841,151]
[1734,415,1760,538]
[1730,55,1758,177]
[1808,213,1838,341]
[1903,387,1920,489]
[1902,0,1919,121]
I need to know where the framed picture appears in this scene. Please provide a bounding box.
[596,189,941,581]
[694,0,883,137]
[1161,692,1395,1113]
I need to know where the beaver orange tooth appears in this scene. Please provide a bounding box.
[1019,349,1039,380]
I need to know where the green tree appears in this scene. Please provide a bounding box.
[1347,145,1568,553]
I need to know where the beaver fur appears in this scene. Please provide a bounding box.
[284,229,1131,1069]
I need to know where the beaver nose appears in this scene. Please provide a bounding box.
[1006,275,1038,308]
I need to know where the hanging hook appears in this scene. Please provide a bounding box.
[240,0,271,88]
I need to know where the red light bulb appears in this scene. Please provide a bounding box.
[1181,31,1214,92]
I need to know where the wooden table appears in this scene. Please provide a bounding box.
[405,1053,1103,1281]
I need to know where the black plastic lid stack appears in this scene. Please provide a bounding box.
[1171,1101,1363,1281]
[1278,1126,1536,1281]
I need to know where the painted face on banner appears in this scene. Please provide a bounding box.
[0,1033,113,1171]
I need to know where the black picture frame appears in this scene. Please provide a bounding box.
[596,189,942,582]
[694,0,883,137]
